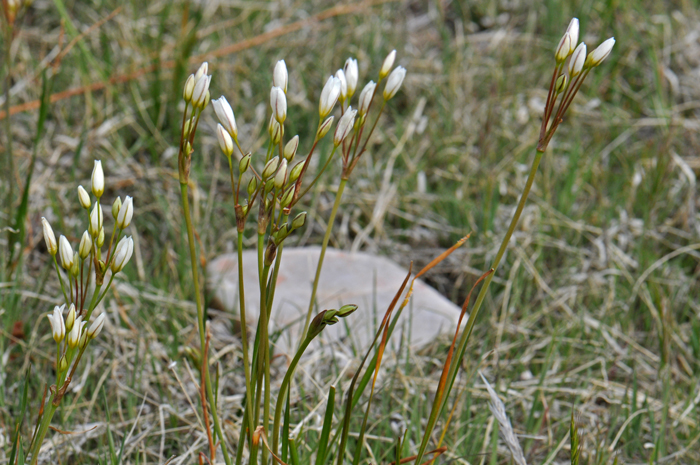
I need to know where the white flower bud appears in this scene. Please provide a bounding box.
[70,252,79,276]
[112,196,121,219]
[59,235,74,270]
[91,160,104,198]
[358,81,376,116]
[280,186,294,208]
[240,154,251,173]
[273,60,288,93]
[565,18,579,50]
[79,231,91,259]
[379,50,396,79]
[87,313,106,339]
[289,162,303,183]
[183,74,196,102]
[270,86,287,123]
[192,75,211,108]
[89,203,103,237]
[97,227,105,248]
[334,108,357,146]
[274,159,288,189]
[41,217,57,256]
[213,96,238,139]
[569,42,587,77]
[47,305,65,343]
[194,62,208,82]
[65,303,75,332]
[291,211,307,230]
[555,33,572,63]
[344,58,359,98]
[247,177,257,196]
[111,236,134,273]
[117,196,133,230]
[585,37,615,68]
[319,76,341,118]
[284,135,299,161]
[217,124,235,158]
[317,116,334,139]
[262,156,280,179]
[66,315,85,348]
[383,66,406,100]
[77,185,91,209]
[335,69,348,101]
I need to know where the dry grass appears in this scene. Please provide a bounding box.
[2,0,700,464]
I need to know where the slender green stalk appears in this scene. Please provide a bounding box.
[28,399,57,465]
[179,183,232,465]
[4,23,14,231]
[272,335,312,454]
[300,178,347,343]
[237,228,256,449]
[413,148,545,465]
[52,257,69,304]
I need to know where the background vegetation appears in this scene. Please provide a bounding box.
[1,0,699,463]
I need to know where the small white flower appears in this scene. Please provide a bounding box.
[317,116,334,139]
[568,43,587,77]
[41,217,57,256]
[274,159,288,189]
[335,69,348,101]
[270,86,287,123]
[383,66,406,100]
[358,81,376,116]
[112,196,121,220]
[273,60,288,93]
[565,18,579,51]
[585,37,615,68]
[66,303,76,332]
[79,230,91,259]
[47,305,65,343]
[183,74,195,102]
[319,76,342,118]
[111,236,134,273]
[59,235,74,270]
[334,108,357,146]
[284,135,299,161]
[212,96,238,139]
[194,62,208,82]
[344,58,359,98]
[91,160,104,198]
[116,196,133,230]
[87,313,106,339]
[89,203,103,238]
[216,124,234,157]
[77,185,91,209]
[379,50,396,79]
[67,315,85,348]
[262,156,280,180]
[192,75,211,108]
[555,33,572,63]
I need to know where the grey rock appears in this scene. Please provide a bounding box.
[207,247,463,355]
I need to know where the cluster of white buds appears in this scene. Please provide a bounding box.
[184,62,212,108]
[538,18,615,151]
[40,160,132,418]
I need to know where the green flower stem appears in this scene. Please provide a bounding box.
[300,178,347,343]
[237,225,256,450]
[272,334,312,454]
[28,399,57,465]
[414,148,545,465]
[52,257,69,304]
[180,183,232,465]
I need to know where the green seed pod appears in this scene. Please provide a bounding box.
[289,162,304,183]
[247,177,258,197]
[239,154,251,173]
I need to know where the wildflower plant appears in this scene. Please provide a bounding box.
[20,161,135,465]
[178,51,406,465]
